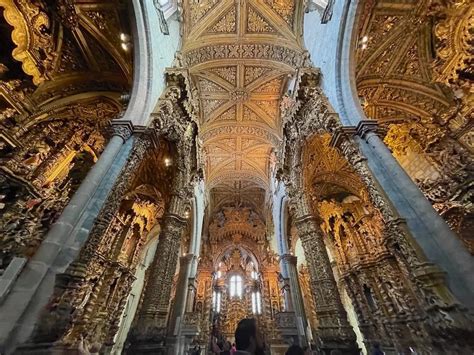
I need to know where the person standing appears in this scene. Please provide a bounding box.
[234,318,265,355]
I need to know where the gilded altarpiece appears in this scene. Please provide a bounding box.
[25,137,176,350]
[354,0,473,254]
[196,207,284,346]
[302,134,474,352]
[0,0,132,270]
[277,70,474,352]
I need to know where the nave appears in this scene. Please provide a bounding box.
[0,0,473,354]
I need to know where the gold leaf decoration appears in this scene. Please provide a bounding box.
[247,6,276,33]
[209,66,238,86]
[244,66,272,86]
[206,6,237,33]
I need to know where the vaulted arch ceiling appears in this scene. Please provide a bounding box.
[180,0,306,213]
[0,0,132,97]
[354,0,454,125]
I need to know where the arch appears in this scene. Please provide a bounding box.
[213,243,261,270]
[0,0,48,85]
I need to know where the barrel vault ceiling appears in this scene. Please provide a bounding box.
[180,0,305,212]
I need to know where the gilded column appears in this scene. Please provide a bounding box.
[126,191,190,353]
[288,191,359,354]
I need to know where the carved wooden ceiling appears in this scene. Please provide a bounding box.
[0,0,132,104]
[303,134,365,202]
[354,0,453,125]
[180,0,305,212]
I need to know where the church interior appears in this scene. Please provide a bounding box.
[0,0,473,354]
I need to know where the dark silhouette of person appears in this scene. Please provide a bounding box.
[285,344,305,355]
[234,318,265,355]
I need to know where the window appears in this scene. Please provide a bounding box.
[212,291,221,313]
[229,275,243,298]
[251,270,258,279]
[252,291,262,314]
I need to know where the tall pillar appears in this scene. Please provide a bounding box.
[288,191,359,354]
[167,254,194,354]
[185,279,197,313]
[281,254,307,346]
[0,122,135,353]
[13,132,152,353]
[169,255,194,334]
[127,191,191,353]
[351,121,474,309]
[280,277,294,312]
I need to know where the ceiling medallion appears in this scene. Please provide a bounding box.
[230,90,249,102]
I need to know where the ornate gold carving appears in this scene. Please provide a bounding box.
[0,0,55,85]
[206,6,237,33]
[243,105,260,122]
[183,44,304,68]
[244,66,273,86]
[247,6,276,33]
[431,0,473,87]
[263,0,294,27]
[209,66,238,86]
[188,0,221,27]
[354,0,473,254]
[214,105,237,122]
[278,77,474,351]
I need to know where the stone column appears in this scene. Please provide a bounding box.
[167,253,194,353]
[281,254,307,345]
[281,277,294,312]
[351,121,474,309]
[288,192,359,354]
[36,121,134,246]
[127,192,190,353]
[0,122,134,353]
[185,279,197,313]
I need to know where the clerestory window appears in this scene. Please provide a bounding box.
[229,275,243,298]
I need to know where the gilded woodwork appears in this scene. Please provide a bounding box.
[28,134,170,348]
[3,0,472,353]
[180,0,307,207]
[0,0,133,270]
[277,73,474,351]
[354,0,474,252]
[0,96,121,268]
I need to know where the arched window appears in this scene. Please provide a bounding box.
[229,275,243,298]
[252,291,262,314]
[212,290,221,313]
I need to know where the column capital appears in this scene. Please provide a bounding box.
[328,126,356,149]
[355,120,380,140]
[110,120,134,141]
[281,253,298,266]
